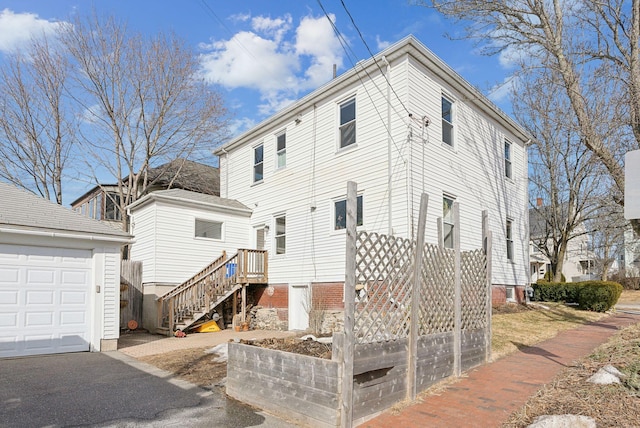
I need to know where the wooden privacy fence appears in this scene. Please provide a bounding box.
[120,260,143,329]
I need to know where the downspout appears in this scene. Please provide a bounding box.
[523,139,532,303]
[382,55,393,235]
[220,148,229,199]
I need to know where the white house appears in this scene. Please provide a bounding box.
[127,189,252,329]
[212,35,532,328]
[0,182,131,357]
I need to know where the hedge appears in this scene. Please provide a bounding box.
[532,280,623,312]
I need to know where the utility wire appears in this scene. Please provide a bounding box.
[339,0,411,116]
[198,0,256,59]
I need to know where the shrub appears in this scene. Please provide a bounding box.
[532,281,582,302]
[576,281,623,312]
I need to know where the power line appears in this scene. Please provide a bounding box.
[197,0,256,60]
[338,0,410,116]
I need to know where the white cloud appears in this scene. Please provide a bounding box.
[376,35,390,50]
[0,9,65,53]
[228,117,257,136]
[199,13,344,116]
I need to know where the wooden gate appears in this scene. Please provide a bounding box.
[120,260,143,329]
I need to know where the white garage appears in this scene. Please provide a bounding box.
[0,183,130,358]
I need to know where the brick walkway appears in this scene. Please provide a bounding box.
[362,313,640,428]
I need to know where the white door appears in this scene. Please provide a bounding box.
[288,284,309,330]
[0,244,92,358]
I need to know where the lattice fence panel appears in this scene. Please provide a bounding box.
[460,249,487,330]
[418,244,455,335]
[355,231,415,343]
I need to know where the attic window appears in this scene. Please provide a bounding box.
[195,219,222,240]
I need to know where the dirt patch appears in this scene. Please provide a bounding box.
[139,347,227,388]
[240,337,333,359]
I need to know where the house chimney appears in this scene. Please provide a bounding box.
[536,197,543,207]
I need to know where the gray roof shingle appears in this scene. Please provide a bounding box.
[0,182,130,239]
[128,188,251,213]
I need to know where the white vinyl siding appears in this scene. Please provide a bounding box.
[220,44,529,291]
[129,200,250,285]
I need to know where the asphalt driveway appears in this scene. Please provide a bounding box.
[0,351,293,428]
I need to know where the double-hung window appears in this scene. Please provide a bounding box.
[339,98,356,148]
[443,195,455,249]
[276,132,286,169]
[274,215,286,255]
[442,96,453,146]
[253,144,264,183]
[504,140,512,179]
[506,218,514,261]
[334,195,363,230]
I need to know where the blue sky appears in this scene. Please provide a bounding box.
[0,1,516,203]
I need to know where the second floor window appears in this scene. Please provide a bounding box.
[443,195,455,249]
[442,96,453,146]
[276,132,286,169]
[339,98,356,148]
[105,192,122,221]
[504,140,512,179]
[253,144,264,183]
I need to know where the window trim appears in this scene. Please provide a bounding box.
[505,286,516,303]
[275,131,286,170]
[504,139,513,179]
[506,217,514,262]
[253,143,264,184]
[338,97,357,150]
[441,94,454,147]
[194,218,224,241]
[333,194,364,231]
[274,214,286,255]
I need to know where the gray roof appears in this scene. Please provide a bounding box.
[128,188,251,213]
[146,159,220,196]
[0,182,131,239]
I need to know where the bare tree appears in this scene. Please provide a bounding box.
[587,196,626,281]
[59,13,228,231]
[515,67,602,281]
[0,35,75,204]
[420,0,640,234]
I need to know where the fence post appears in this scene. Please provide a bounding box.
[408,193,428,400]
[482,210,493,362]
[341,181,357,428]
[453,202,462,376]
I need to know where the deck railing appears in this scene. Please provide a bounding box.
[157,249,268,333]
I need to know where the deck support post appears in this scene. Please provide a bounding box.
[241,284,247,323]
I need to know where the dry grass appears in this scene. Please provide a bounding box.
[491,302,607,360]
[503,322,640,427]
[617,289,640,305]
[139,347,226,388]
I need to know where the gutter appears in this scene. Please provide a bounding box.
[0,226,132,244]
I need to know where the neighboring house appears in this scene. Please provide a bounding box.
[127,189,252,329]
[0,182,130,358]
[70,159,220,228]
[623,228,640,275]
[529,206,597,283]
[210,35,532,328]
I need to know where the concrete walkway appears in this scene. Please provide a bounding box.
[118,328,296,358]
[362,312,640,428]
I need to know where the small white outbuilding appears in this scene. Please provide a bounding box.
[0,182,131,358]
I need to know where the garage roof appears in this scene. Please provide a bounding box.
[0,182,131,240]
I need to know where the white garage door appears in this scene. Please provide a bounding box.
[0,244,92,358]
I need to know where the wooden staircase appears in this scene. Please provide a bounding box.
[156,249,268,335]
